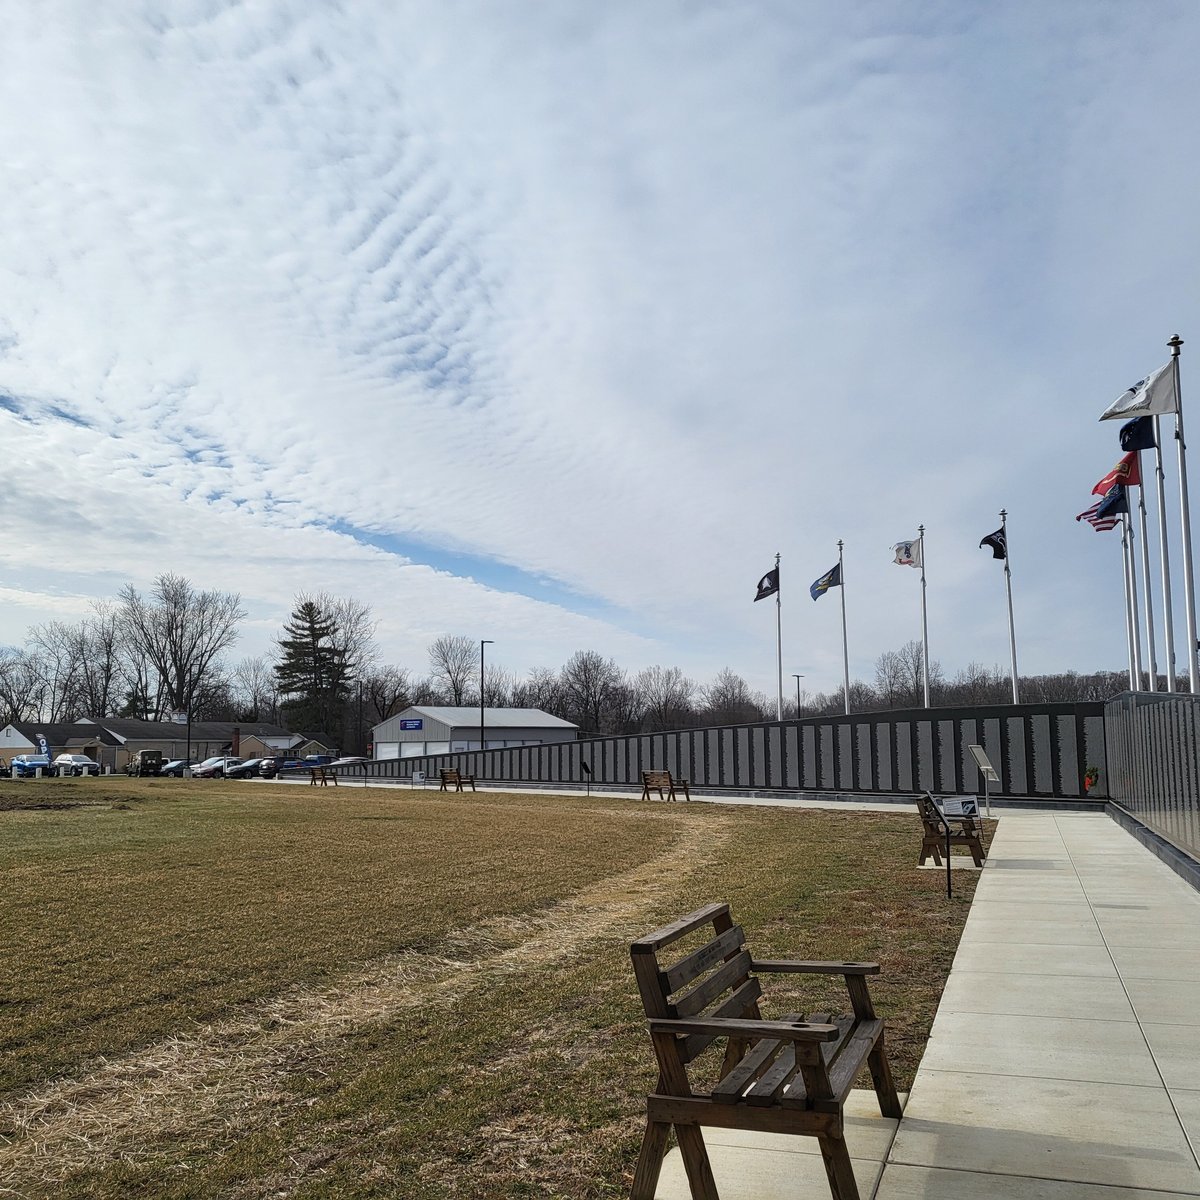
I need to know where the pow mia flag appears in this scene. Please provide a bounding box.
[754,567,780,602]
[979,528,1007,560]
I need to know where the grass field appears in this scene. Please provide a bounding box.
[0,778,984,1199]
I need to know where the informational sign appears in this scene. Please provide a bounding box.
[411,770,426,787]
[400,719,423,730]
[937,795,979,818]
[966,745,997,816]
[967,745,999,781]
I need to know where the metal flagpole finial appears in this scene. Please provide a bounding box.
[1169,334,1184,356]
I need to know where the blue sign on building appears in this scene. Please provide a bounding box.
[399,719,423,730]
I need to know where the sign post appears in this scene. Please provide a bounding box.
[932,793,979,899]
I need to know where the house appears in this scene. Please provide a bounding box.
[0,722,122,769]
[370,706,578,759]
[0,718,302,771]
[72,718,300,766]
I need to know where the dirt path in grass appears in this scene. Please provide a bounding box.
[0,807,732,1195]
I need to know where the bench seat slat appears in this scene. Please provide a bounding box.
[711,1017,798,1103]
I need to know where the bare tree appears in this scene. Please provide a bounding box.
[71,604,124,717]
[363,665,412,723]
[560,650,626,734]
[699,668,764,725]
[26,623,83,722]
[232,653,279,722]
[117,574,245,718]
[874,641,943,708]
[427,635,477,705]
[635,665,696,731]
[321,594,378,680]
[511,666,565,715]
[0,648,45,724]
[479,666,514,708]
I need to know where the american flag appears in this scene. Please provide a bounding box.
[1075,499,1121,532]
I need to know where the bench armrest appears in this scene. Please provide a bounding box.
[648,1016,840,1043]
[751,959,880,976]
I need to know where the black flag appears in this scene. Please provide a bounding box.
[979,528,1006,560]
[754,567,779,602]
[1119,416,1156,453]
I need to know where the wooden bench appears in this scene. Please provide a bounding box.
[629,902,901,1200]
[308,766,337,787]
[641,769,691,803]
[439,767,476,793]
[918,792,985,867]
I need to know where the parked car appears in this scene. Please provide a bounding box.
[301,753,336,766]
[160,759,196,777]
[192,756,242,779]
[11,754,53,778]
[52,754,100,777]
[224,758,263,779]
[259,756,303,778]
[125,750,164,777]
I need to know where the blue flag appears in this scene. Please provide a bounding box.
[1095,483,1128,520]
[810,562,841,600]
[1119,416,1156,453]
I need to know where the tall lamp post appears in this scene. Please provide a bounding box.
[479,640,493,755]
[792,674,804,715]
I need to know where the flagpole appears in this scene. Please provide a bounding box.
[1129,511,1144,687]
[1000,509,1020,703]
[1120,512,1139,689]
[838,540,850,714]
[919,524,930,708]
[774,551,783,721]
[1136,467,1158,690]
[1168,336,1199,692]
[1154,414,1177,691]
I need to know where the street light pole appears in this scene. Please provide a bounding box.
[480,640,494,756]
[791,673,804,715]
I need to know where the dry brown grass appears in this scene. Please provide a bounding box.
[0,778,982,1198]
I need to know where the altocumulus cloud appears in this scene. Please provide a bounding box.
[0,2,1197,692]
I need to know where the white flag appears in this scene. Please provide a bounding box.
[1099,361,1177,421]
[893,537,923,567]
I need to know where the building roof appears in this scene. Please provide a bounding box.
[74,718,295,743]
[393,706,577,730]
[10,722,122,746]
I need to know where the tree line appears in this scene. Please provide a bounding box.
[0,574,1133,753]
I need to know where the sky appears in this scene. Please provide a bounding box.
[1,1,1199,701]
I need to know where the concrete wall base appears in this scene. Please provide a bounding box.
[1108,803,1200,892]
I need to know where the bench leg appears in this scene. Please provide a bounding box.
[676,1126,719,1200]
[969,838,985,867]
[818,1133,860,1200]
[918,841,941,866]
[630,1118,671,1200]
[868,1029,903,1119]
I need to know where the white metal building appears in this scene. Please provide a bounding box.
[370,706,578,759]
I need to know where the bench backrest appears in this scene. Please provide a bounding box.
[630,902,761,1064]
[441,768,460,780]
[643,770,673,785]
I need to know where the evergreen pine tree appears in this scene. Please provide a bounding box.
[274,599,350,735]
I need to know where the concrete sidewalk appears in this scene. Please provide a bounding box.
[654,810,1200,1198]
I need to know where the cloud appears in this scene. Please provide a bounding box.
[0,3,1197,694]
